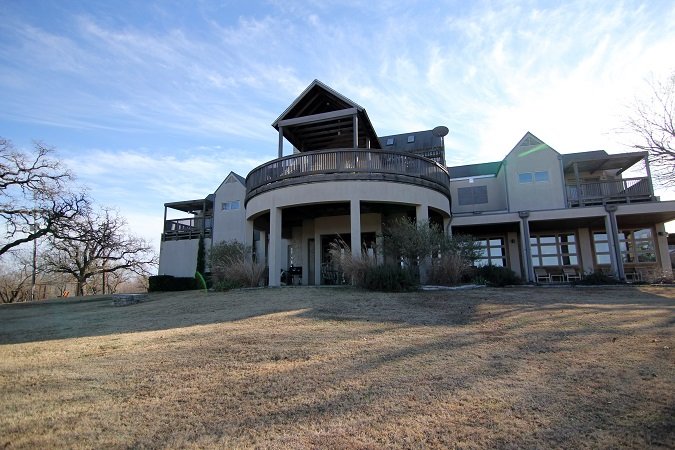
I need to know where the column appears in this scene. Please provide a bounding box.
[443,216,452,236]
[573,162,582,206]
[268,207,283,286]
[278,126,284,158]
[244,219,254,249]
[519,211,534,283]
[353,113,359,148]
[655,223,673,279]
[350,200,362,259]
[416,204,430,283]
[604,205,624,281]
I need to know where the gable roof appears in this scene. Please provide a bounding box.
[504,131,559,160]
[272,79,381,151]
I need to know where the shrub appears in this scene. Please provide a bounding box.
[148,275,198,292]
[361,264,419,292]
[473,265,521,287]
[429,253,473,286]
[576,270,617,285]
[327,236,376,286]
[210,240,265,289]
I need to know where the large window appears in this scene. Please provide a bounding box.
[474,237,506,267]
[519,171,549,183]
[593,228,656,265]
[458,185,488,206]
[530,233,578,267]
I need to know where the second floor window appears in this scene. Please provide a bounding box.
[519,171,549,183]
[458,186,488,206]
[222,200,240,211]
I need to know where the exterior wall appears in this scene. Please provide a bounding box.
[450,173,507,214]
[213,177,246,244]
[247,180,451,219]
[504,144,566,212]
[158,237,212,277]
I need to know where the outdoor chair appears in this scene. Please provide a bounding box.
[535,267,552,283]
[563,267,581,282]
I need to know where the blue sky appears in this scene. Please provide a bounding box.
[1,0,674,248]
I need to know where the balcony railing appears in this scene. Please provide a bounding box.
[246,149,450,204]
[162,217,213,241]
[566,177,653,207]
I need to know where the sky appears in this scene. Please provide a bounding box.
[1,0,674,250]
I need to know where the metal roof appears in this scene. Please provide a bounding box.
[561,150,646,174]
[448,161,503,179]
[164,195,213,213]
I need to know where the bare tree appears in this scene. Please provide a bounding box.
[0,250,33,303]
[0,138,89,256]
[626,74,675,186]
[42,208,157,296]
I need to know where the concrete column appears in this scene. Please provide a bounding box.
[244,219,254,249]
[506,232,522,278]
[654,223,672,279]
[416,204,430,283]
[268,207,283,286]
[519,211,534,283]
[604,205,625,281]
[443,216,452,236]
[350,200,362,259]
[314,229,322,285]
[577,227,594,275]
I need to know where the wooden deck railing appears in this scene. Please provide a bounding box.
[566,177,653,206]
[245,149,450,203]
[162,217,212,241]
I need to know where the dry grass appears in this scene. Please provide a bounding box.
[0,286,673,449]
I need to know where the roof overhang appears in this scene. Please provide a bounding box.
[272,80,381,151]
[563,151,646,175]
[164,196,214,214]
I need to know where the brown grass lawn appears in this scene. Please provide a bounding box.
[0,286,673,449]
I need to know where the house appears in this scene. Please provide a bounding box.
[159,80,675,285]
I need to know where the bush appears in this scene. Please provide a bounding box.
[473,265,521,287]
[429,253,474,286]
[148,275,198,292]
[361,264,419,292]
[210,240,265,289]
[327,236,376,286]
[575,270,617,285]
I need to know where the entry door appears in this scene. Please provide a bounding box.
[308,239,315,285]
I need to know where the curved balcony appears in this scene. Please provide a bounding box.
[245,149,450,205]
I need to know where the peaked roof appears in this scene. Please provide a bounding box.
[504,131,559,160]
[271,79,381,151]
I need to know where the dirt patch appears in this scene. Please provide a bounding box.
[0,286,673,448]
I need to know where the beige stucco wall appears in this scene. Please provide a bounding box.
[504,145,566,212]
[450,174,507,214]
[158,237,212,278]
[213,176,246,244]
[246,180,451,220]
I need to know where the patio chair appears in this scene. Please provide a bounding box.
[535,267,551,283]
[563,267,581,282]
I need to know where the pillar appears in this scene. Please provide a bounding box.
[416,204,430,283]
[519,211,534,283]
[604,205,625,281]
[350,200,362,259]
[268,207,283,286]
[655,223,672,279]
[353,113,359,148]
[278,126,284,158]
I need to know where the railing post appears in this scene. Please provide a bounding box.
[644,155,654,198]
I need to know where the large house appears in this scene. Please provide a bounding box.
[159,80,675,285]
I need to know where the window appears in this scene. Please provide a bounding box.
[530,232,578,267]
[475,237,506,267]
[407,135,415,143]
[458,186,488,206]
[518,172,533,183]
[386,137,394,146]
[594,228,656,265]
[534,171,549,182]
[222,200,240,211]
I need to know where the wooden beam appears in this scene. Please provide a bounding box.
[277,107,358,127]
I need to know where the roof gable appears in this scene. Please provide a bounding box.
[505,132,560,160]
[271,79,381,152]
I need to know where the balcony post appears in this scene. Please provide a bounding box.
[573,162,582,206]
[163,206,167,232]
[644,154,654,198]
[278,126,284,158]
[353,113,359,148]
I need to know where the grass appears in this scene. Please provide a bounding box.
[0,286,673,449]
